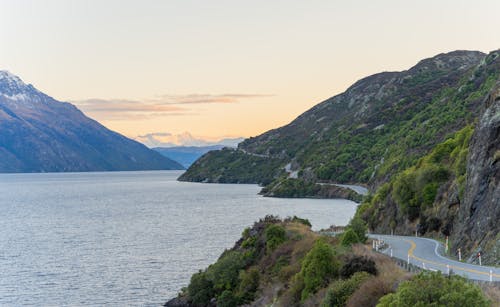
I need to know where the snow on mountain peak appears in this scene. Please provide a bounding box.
[0,70,42,101]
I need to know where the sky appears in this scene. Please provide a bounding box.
[1,0,499,143]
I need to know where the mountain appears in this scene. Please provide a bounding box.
[135,132,244,148]
[0,71,184,172]
[179,49,500,263]
[180,50,497,192]
[153,145,226,168]
[357,78,500,264]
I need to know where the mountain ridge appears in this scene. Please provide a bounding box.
[180,50,493,190]
[0,71,184,173]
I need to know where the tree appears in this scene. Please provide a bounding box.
[347,216,367,242]
[188,271,214,306]
[377,272,490,307]
[341,229,360,247]
[300,240,340,300]
[265,224,286,252]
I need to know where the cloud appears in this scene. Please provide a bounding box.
[72,93,271,120]
[154,94,273,105]
[135,131,245,148]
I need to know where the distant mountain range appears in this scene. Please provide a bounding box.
[135,132,244,148]
[0,71,184,172]
[153,145,226,168]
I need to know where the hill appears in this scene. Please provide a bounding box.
[0,71,184,172]
[165,217,494,306]
[180,50,497,194]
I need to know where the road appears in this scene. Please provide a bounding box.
[369,234,500,282]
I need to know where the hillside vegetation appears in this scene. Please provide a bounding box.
[181,50,498,192]
[165,217,493,306]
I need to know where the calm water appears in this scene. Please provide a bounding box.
[0,171,358,306]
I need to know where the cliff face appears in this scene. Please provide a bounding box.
[357,77,500,265]
[452,81,500,264]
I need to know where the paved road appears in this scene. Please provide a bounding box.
[369,234,500,281]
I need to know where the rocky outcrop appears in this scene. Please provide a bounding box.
[452,81,500,265]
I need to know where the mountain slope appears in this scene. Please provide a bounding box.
[181,50,497,192]
[153,145,225,168]
[356,78,500,264]
[0,71,184,172]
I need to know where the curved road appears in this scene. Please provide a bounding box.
[369,234,500,282]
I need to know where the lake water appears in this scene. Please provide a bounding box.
[0,171,358,306]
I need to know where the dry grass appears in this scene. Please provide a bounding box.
[345,244,412,306]
[480,284,500,307]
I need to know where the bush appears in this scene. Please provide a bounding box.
[206,250,245,292]
[265,224,287,252]
[321,272,371,307]
[187,271,214,306]
[236,268,260,303]
[299,240,340,300]
[340,256,377,278]
[217,289,237,307]
[347,216,367,242]
[377,272,490,307]
[341,229,360,247]
[291,215,312,227]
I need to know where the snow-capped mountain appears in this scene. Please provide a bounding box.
[0,71,184,172]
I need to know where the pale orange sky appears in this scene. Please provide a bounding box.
[1,0,499,141]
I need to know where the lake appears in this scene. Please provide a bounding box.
[0,171,358,306]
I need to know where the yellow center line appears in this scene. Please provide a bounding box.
[402,239,500,278]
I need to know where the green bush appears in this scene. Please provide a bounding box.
[236,267,260,303]
[421,182,439,207]
[265,224,287,252]
[206,250,245,292]
[341,229,361,247]
[321,272,371,307]
[347,216,367,242]
[187,271,214,306]
[300,240,340,300]
[377,272,490,307]
[217,289,237,307]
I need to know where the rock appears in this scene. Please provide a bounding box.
[452,81,500,265]
[164,295,190,307]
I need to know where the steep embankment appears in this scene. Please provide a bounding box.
[452,81,500,264]
[181,50,495,197]
[356,61,500,265]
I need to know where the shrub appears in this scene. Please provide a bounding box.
[291,215,312,227]
[347,216,367,242]
[421,182,439,207]
[265,224,287,252]
[341,229,360,247]
[300,240,340,300]
[206,250,245,292]
[217,289,237,307]
[340,256,377,279]
[377,272,490,307]
[187,271,214,306]
[321,272,371,307]
[236,268,260,303]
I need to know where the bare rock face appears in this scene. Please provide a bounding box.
[452,81,500,265]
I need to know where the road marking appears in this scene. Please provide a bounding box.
[403,239,500,278]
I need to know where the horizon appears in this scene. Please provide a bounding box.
[1,0,499,143]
